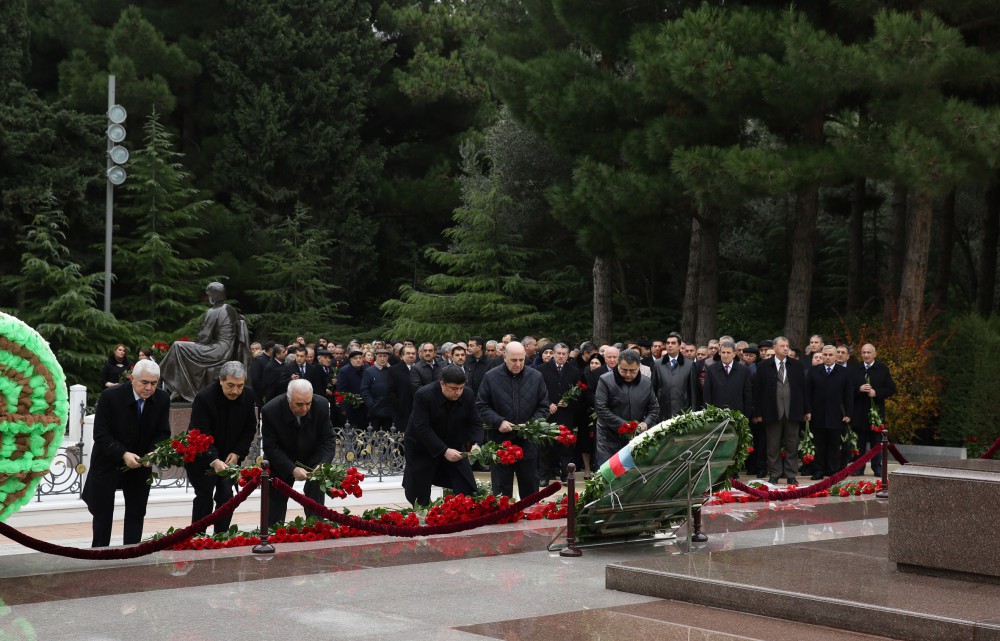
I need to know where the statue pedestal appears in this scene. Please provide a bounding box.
[889,459,1000,582]
[169,403,193,436]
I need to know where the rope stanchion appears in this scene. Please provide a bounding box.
[979,436,1000,460]
[271,477,562,537]
[253,460,274,554]
[730,445,882,501]
[0,476,262,560]
[559,463,581,557]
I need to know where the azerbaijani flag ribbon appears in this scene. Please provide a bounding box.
[599,445,636,484]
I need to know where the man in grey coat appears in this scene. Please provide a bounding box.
[476,341,549,498]
[650,332,695,418]
[595,349,660,466]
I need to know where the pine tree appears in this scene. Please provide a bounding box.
[114,108,213,330]
[3,189,146,389]
[247,203,344,338]
[381,140,568,343]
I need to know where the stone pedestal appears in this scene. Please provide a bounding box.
[888,459,1000,581]
[169,403,192,436]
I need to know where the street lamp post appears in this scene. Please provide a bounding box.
[104,75,128,314]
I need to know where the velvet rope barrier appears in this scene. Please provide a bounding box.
[730,445,882,501]
[886,442,909,465]
[271,477,562,537]
[0,476,262,560]
[980,436,1000,460]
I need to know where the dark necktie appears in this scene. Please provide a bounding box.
[300,365,306,377]
[557,365,562,374]
[670,358,677,369]
[826,366,832,376]
[137,398,144,422]
[725,364,731,375]
[778,360,785,382]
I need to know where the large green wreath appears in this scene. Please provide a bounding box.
[0,313,68,520]
[576,406,751,536]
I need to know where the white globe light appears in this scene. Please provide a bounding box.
[106,166,127,185]
[108,146,129,164]
[108,104,127,124]
[107,124,126,143]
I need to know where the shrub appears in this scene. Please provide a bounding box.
[935,314,1000,451]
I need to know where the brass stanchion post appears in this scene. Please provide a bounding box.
[876,432,890,499]
[559,463,582,557]
[253,459,276,554]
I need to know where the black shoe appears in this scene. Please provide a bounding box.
[756,471,767,478]
[786,477,798,485]
[811,473,824,480]
[768,477,780,484]
[540,479,551,487]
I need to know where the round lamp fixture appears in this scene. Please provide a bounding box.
[106,166,127,185]
[107,104,127,124]
[107,124,126,143]
[108,146,129,164]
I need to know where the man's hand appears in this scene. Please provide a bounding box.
[122,452,143,469]
[444,448,463,462]
[549,403,558,415]
[637,422,648,433]
[470,443,481,452]
[211,459,229,473]
[842,416,851,423]
[499,420,514,433]
[224,453,240,466]
[292,466,309,481]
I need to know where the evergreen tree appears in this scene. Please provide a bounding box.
[114,108,213,330]
[380,140,567,343]
[3,189,145,389]
[247,203,344,338]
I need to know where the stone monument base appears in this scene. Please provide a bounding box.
[169,402,192,437]
[888,459,1000,582]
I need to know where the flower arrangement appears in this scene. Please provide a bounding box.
[0,312,69,521]
[618,420,639,436]
[296,462,364,499]
[131,429,215,483]
[151,341,170,358]
[555,425,577,446]
[463,441,523,466]
[334,391,363,408]
[510,419,565,442]
[558,382,586,407]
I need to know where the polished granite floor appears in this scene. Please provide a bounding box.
[0,494,909,641]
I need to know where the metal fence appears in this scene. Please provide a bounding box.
[34,421,406,501]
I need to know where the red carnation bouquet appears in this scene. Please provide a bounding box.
[555,424,577,446]
[214,464,264,487]
[618,420,639,436]
[558,382,587,407]
[463,441,524,466]
[334,391,363,408]
[296,461,365,499]
[126,429,215,483]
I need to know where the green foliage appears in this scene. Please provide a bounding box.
[247,203,344,338]
[2,189,147,390]
[115,109,212,330]
[935,314,1000,449]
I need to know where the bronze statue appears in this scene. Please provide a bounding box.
[160,282,251,402]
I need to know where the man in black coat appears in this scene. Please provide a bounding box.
[249,340,273,393]
[336,349,369,429]
[261,379,336,526]
[805,345,855,479]
[465,336,494,394]
[82,360,171,547]
[402,367,484,505]
[752,336,806,485]
[703,342,754,417]
[309,348,336,401]
[537,343,580,483]
[476,341,549,498]
[851,343,896,476]
[185,361,258,534]
[388,344,417,431]
[261,344,290,403]
[410,342,444,392]
[284,346,316,387]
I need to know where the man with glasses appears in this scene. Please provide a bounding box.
[594,349,659,467]
[83,359,171,547]
[403,367,483,505]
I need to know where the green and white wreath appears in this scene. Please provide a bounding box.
[0,312,68,520]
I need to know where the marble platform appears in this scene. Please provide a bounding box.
[607,532,1000,641]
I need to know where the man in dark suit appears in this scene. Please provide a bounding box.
[752,336,806,485]
[402,366,484,505]
[851,343,896,476]
[82,359,171,547]
[309,348,336,401]
[284,346,316,387]
[465,336,493,394]
[261,379,336,526]
[185,361,258,534]
[337,349,369,429]
[805,345,855,479]
[261,344,290,403]
[703,341,753,417]
[388,344,417,431]
[249,340,273,393]
[410,342,443,392]
[538,343,581,483]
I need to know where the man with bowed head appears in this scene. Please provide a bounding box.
[83,359,171,547]
[402,366,484,506]
[476,341,549,498]
[594,349,659,466]
[261,379,336,526]
[185,361,258,534]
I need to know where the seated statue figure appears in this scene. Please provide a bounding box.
[160,282,251,402]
